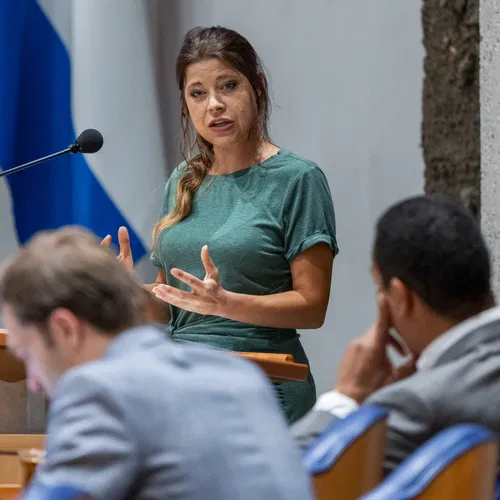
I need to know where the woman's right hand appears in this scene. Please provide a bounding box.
[101,226,134,277]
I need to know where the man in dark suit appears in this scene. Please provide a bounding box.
[292,194,498,474]
[0,227,313,500]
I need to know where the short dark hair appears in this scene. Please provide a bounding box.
[373,194,492,321]
[0,227,147,338]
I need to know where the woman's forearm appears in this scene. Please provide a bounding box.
[143,283,171,324]
[220,290,327,330]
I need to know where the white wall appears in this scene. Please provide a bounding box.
[151,0,425,393]
[1,1,424,395]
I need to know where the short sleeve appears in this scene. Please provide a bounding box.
[150,164,184,269]
[283,166,338,262]
[30,372,138,500]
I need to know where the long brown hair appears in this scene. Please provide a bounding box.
[153,26,271,246]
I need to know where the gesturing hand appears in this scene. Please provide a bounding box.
[101,226,134,277]
[152,245,228,317]
[335,294,416,403]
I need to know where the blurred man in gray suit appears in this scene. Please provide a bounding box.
[292,195,498,474]
[0,228,313,500]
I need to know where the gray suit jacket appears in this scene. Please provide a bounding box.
[29,326,313,500]
[292,318,500,474]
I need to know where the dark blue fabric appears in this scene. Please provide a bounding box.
[494,475,500,500]
[22,482,90,500]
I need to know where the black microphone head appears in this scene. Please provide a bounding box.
[74,129,104,154]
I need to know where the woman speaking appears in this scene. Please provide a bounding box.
[104,26,338,423]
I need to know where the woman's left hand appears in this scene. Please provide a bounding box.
[152,245,228,316]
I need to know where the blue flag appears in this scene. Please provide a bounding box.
[0,0,166,262]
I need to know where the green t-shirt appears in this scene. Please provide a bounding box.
[151,149,338,352]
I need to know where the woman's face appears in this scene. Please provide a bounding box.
[184,57,256,150]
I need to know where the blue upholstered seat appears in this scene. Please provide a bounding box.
[360,424,497,500]
[303,405,388,475]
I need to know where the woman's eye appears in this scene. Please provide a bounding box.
[190,90,204,98]
[222,81,237,91]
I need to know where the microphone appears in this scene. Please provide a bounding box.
[0,129,104,178]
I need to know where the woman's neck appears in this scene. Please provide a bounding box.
[210,139,278,175]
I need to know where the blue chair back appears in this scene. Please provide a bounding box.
[361,424,498,500]
[303,405,388,500]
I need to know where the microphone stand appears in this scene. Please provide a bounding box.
[0,144,80,178]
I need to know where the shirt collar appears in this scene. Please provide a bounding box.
[417,305,500,371]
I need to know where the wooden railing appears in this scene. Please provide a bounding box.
[0,330,309,383]
[237,352,308,382]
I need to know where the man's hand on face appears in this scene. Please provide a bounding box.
[335,294,417,403]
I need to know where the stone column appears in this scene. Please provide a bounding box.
[422,0,480,216]
[480,0,500,296]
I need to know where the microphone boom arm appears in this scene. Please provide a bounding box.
[0,129,103,179]
[0,145,76,178]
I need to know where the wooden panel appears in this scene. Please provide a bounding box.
[0,353,25,384]
[0,435,45,452]
[0,331,25,383]
[313,419,387,500]
[0,484,22,500]
[0,435,45,486]
[0,456,22,485]
[416,442,497,500]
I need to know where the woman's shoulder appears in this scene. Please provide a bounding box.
[169,160,188,180]
[267,149,326,181]
[159,161,188,207]
[162,160,191,193]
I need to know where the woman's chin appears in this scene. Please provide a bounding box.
[209,136,241,150]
